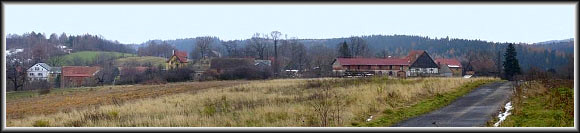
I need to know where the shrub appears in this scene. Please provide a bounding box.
[33,120,50,127]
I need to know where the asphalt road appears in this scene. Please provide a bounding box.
[392,81,514,127]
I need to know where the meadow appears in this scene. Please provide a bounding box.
[113,56,167,67]
[7,77,497,127]
[47,51,135,66]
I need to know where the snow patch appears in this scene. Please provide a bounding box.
[366,115,373,122]
[463,75,473,78]
[493,101,513,127]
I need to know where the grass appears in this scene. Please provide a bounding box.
[7,77,498,127]
[47,51,135,66]
[491,79,574,127]
[361,79,499,127]
[6,80,249,120]
[114,56,167,67]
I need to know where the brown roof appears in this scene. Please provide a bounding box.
[62,66,101,77]
[168,50,188,63]
[435,58,462,68]
[407,50,425,64]
[335,58,410,66]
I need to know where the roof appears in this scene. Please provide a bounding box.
[28,63,51,71]
[335,58,410,66]
[407,50,425,64]
[439,64,453,73]
[435,58,462,68]
[62,66,101,77]
[168,50,188,63]
[255,60,272,66]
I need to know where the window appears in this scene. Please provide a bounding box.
[38,73,43,76]
[30,73,34,76]
[35,67,39,71]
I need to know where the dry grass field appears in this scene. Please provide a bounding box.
[6,77,497,127]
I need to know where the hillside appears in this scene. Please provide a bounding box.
[47,51,136,66]
[114,56,167,68]
[136,35,573,72]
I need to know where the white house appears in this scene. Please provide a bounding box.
[27,63,52,81]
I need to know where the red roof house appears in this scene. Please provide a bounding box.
[61,66,102,87]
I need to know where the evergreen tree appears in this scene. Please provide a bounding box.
[503,43,521,80]
[338,41,351,58]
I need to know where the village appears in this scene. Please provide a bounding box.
[22,48,474,89]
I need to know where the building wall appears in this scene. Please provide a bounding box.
[27,65,50,81]
[409,67,439,77]
[332,64,409,77]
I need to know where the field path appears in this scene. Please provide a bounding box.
[392,81,513,127]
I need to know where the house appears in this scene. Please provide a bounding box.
[166,50,189,70]
[61,66,101,87]
[407,50,439,77]
[332,57,410,77]
[27,63,52,81]
[439,64,453,77]
[435,58,463,76]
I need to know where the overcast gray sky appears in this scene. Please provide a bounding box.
[4,3,576,44]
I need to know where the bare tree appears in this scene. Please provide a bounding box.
[310,44,337,77]
[221,40,241,57]
[6,60,28,91]
[349,36,370,57]
[193,36,214,59]
[270,31,282,76]
[249,33,268,60]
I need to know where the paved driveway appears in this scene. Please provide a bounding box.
[393,81,514,127]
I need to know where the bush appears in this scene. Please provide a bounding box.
[217,66,272,80]
[33,120,50,127]
[23,80,52,91]
[164,67,193,82]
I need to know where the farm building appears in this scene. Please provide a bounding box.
[332,57,410,77]
[61,66,102,87]
[435,58,463,76]
[332,50,456,77]
[407,50,439,77]
[166,50,189,70]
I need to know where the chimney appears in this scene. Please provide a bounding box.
[172,50,175,55]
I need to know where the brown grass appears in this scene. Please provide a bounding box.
[6,80,249,119]
[7,77,496,127]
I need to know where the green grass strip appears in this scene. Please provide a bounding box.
[360,79,499,127]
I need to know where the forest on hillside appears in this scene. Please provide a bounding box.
[139,34,573,74]
[5,31,573,78]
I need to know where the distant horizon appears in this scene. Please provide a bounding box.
[5,3,576,44]
[6,31,573,45]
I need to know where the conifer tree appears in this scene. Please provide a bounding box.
[503,43,521,80]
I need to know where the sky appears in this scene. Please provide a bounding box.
[4,3,576,44]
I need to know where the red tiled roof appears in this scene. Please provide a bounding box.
[435,58,462,68]
[62,66,101,77]
[335,58,410,66]
[167,50,188,63]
